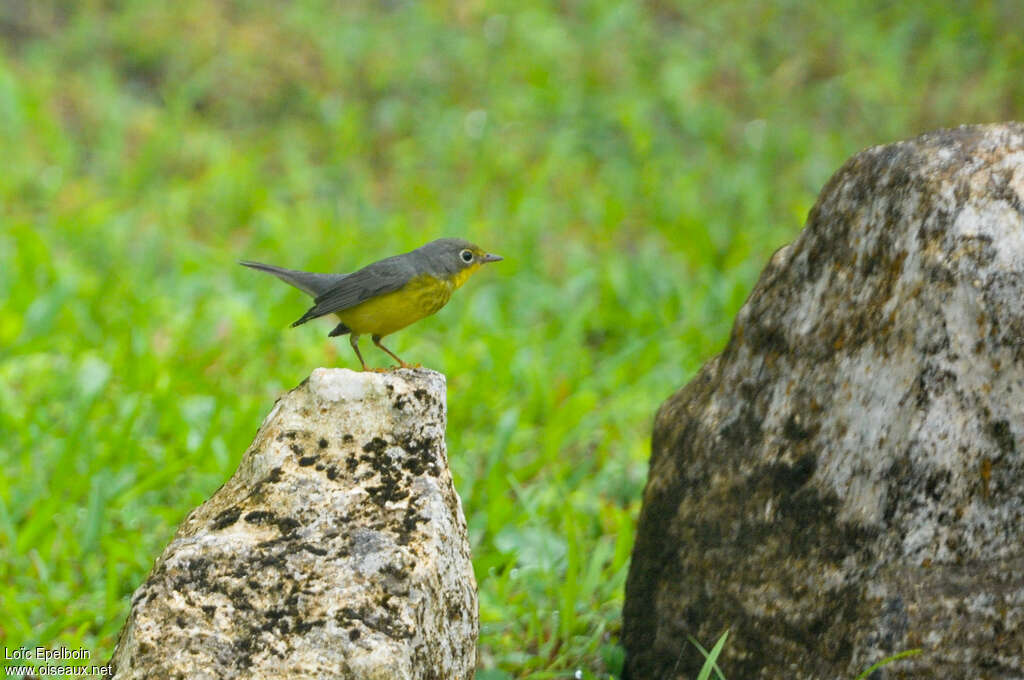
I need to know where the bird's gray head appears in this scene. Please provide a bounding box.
[416,238,503,276]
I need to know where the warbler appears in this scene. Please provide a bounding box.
[241,238,502,370]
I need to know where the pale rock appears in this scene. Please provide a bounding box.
[110,368,477,679]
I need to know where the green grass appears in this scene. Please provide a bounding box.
[1,1,1022,677]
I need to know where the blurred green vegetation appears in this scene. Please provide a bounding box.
[1,1,1021,677]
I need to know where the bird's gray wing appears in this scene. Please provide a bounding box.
[240,261,348,298]
[290,256,417,327]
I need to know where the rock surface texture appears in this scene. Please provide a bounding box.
[623,124,1024,679]
[110,368,477,680]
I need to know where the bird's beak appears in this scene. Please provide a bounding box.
[481,253,503,263]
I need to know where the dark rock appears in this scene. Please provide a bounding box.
[623,123,1024,679]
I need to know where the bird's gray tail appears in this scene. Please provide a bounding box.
[239,260,348,298]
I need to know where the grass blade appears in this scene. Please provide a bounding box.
[854,648,923,680]
[690,630,729,680]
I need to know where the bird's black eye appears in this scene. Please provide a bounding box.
[460,249,474,263]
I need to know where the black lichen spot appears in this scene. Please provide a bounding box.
[768,452,818,493]
[254,542,290,569]
[367,480,409,507]
[746,322,789,357]
[245,511,277,525]
[988,420,1017,456]
[298,455,318,466]
[131,587,149,607]
[301,543,327,556]
[362,437,389,455]
[399,432,434,460]
[227,586,254,612]
[262,606,286,623]
[262,618,291,634]
[913,364,957,409]
[342,434,354,443]
[349,628,361,641]
[172,557,213,594]
[358,434,421,506]
[925,468,951,501]
[201,605,216,619]
[398,506,428,544]
[231,634,256,666]
[293,618,323,635]
[327,466,340,480]
[336,604,412,640]
[379,562,409,580]
[247,466,284,499]
[397,432,437,476]
[212,507,242,530]
[290,443,304,456]
[319,438,329,449]
[401,454,428,476]
[276,517,301,533]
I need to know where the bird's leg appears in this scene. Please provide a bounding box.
[372,334,411,369]
[349,334,369,371]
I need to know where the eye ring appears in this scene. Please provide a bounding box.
[459,249,474,263]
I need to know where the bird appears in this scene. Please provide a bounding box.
[241,238,502,370]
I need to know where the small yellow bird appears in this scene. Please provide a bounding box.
[241,238,502,370]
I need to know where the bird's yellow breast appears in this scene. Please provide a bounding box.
[335,266,479,337]
[448,262,481,289]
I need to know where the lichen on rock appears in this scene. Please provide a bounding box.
[623,123,1024,679]
[110,368,477,680]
